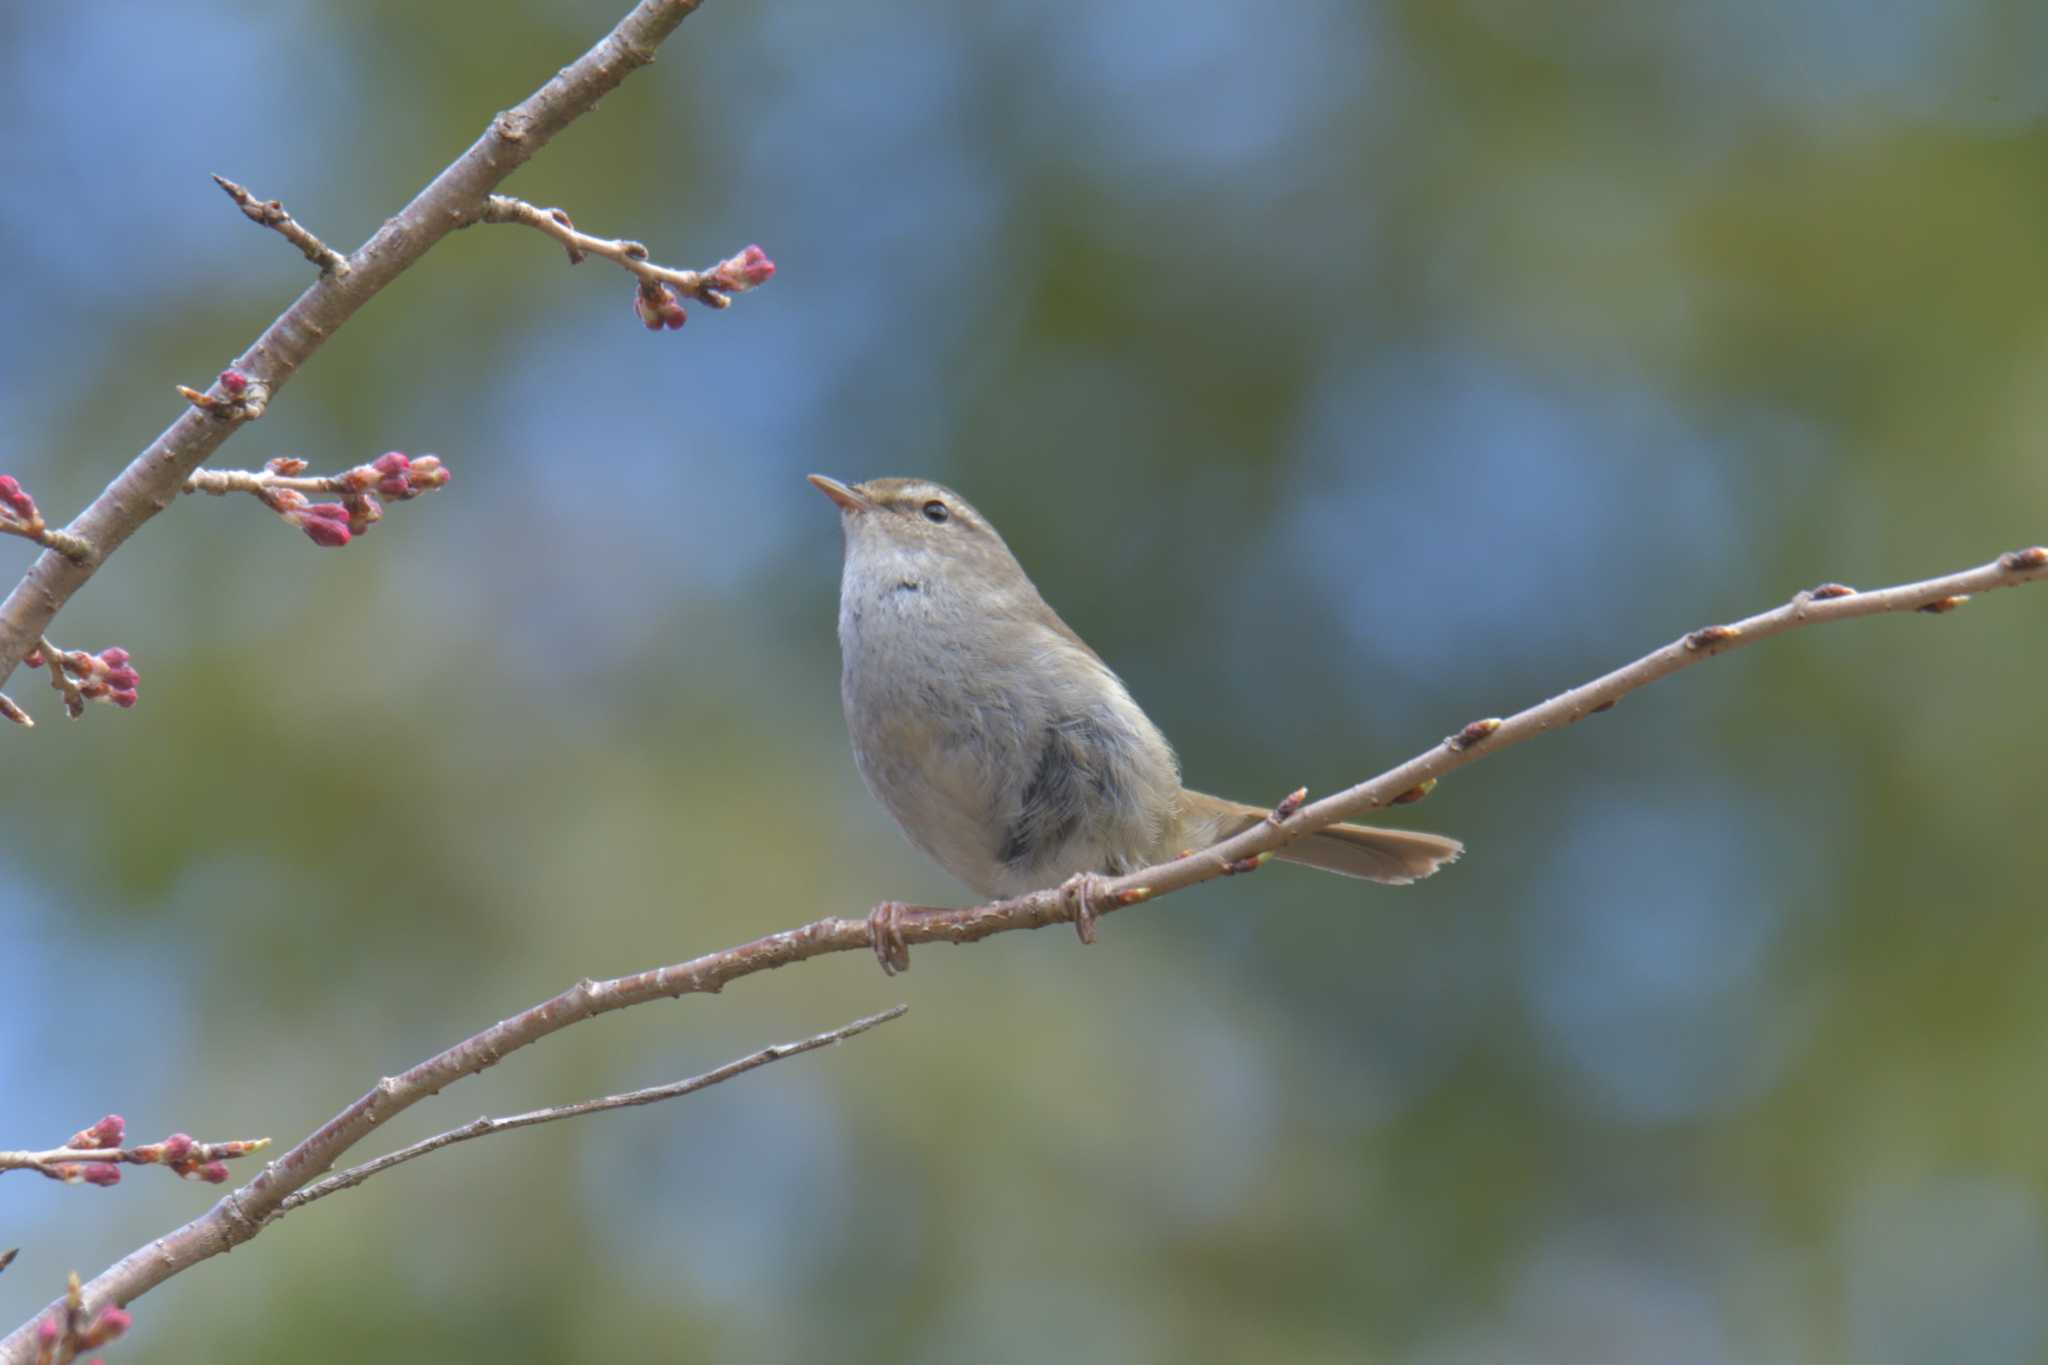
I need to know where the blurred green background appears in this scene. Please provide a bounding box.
[5,2,2047,1361]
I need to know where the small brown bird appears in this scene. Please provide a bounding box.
[811,474,1462,970]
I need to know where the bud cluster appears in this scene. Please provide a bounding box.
[0,474,45,538]
[33,1270,133,1365]
[635,279,689,331]
[32,1114,263,1188]
[257,452,450,549]
[632,244,775,332]
[28,646,139,716]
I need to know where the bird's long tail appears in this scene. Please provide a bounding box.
[1179,790,1463,885]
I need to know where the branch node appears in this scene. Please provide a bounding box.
[2000,546,2048,572]
[1448,717,1503,750]
[1222,850,1274,876]
[1685,624,1742,650]
[1807,582,1857,601]
[1917,594,1969,614]
[176,369,267,422]
[1391,778,1436,806]
[1268,786,1309,824]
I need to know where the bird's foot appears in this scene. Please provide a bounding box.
[1060,872,1111,946]
[867,901,915,976]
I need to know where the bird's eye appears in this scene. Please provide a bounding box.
[921,500,949,523]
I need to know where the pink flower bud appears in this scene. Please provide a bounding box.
[91,1114,125,1145]
[712,244,776,291]
[196,1161,229,1184]
[99,649,128,668]
[86,1306,132,1345]
[0,474,36,523]
[337,466,378,494]
[110,690,138,709]
[36,1317,57,1344]
[82,1163,121,1187]
[160,1133,194,1162]
[372,452,409,476]
[297,515,351,549]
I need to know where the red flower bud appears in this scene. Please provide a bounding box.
[85,1306,132,1345]
[0,475,37,523]
[297,515,351,548]
[372,452,409,475]
[161,1133,194,1162]
[220,369,249,395]
[82,1163,121,1187]
[712,244,777,291]
[196,1161,230,1184]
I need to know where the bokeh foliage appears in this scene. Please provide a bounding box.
[4,2,2046,1361]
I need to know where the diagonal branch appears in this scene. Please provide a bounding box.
[0,0,709,691]
[273,1006,906,1217]
[7,543,2041,1360]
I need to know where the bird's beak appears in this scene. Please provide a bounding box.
[807,474,877,513]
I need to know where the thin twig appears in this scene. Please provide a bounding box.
[477,195,762,308]
[212,175,350,276]
[36,638,80,718]
[275,1006,907,1217]
[185,468,353,497]
[9,544,2042,1362]
[0,1138,270,1182]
